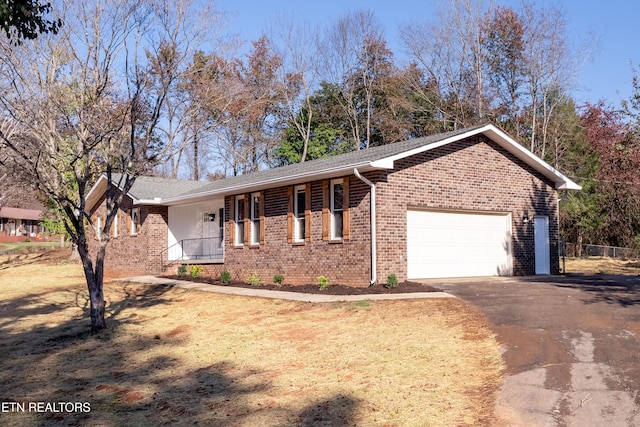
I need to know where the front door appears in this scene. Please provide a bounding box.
[202,211,218,257]
[534,216,550,275]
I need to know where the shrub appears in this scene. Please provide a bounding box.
[220,270,231,284]
[273,274,285,285]
[385,273,398,289]
[24,238,30,243]
[317,276,329,291]
[177,264,187,276]
[248,272,260,286]
[189,264,203,278]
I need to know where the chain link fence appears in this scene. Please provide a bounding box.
[563,242,639,260]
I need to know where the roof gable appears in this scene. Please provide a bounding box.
[85,124,580,208]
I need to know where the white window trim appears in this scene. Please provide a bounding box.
[235,195,245,246]
[294,185,305,242]
[97,216,102,239]
[131,208,140,236]
[330,178,344,240]
[250,192,260,245]
[113,212,118,238]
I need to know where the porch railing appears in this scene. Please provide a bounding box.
[161,237,224,268]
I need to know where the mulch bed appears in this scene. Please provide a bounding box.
[164,275,442,295]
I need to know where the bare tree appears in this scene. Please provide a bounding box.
[520,1,579,159]
[269,18,320,162]
[0,0,219,331]
[401,0,493,129]
[320,10,391,150]
[150,0,228,180]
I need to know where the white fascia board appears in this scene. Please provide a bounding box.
[375,124,581,191]
[160,161,392,205]
[135,198,163,206]
[85,175,108,212]
[482,126,582,191]
[85,174,141,211]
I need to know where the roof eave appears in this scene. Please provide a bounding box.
[159,161,391,205]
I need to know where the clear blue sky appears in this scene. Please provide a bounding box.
[215,0,638,107]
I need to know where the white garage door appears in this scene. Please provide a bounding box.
[407,210,512,279]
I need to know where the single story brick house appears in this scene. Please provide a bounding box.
[0,206,46,242]
[86,124,580,286]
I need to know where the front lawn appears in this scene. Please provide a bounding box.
[0,250,504,426]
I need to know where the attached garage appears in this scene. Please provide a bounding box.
[407,209,513,279]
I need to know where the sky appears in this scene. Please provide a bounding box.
[214,0,639,107]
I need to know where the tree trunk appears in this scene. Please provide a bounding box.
[576,233,583,258]
[77,236,107,332]
[87,272,107,332]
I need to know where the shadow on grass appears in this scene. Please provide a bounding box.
[521,274,640,307]
[0,248,73,270]
[0,281,362,426]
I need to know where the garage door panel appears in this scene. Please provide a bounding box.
[407,210,512,279]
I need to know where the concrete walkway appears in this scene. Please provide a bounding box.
[119,275,455,303]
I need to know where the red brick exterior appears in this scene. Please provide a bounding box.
[375,135,559,281]
[208,178,372,287]
[88,194,169,278]
[92,134,560,285]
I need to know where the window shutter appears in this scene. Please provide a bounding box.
[304,183,311,241]
[125,210,131,235]
[135,210,141,235]
[343,178,350,240]
[287,187,294,243]
[136,213,142,234]
[259,191,265,245]
[322,180,330,241]
[243,194,250,246]
[100,214,106,239]
[229,197,235,245]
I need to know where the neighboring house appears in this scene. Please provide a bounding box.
[86,124,580,286]
[0,206,45,241]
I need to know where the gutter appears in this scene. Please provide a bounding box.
[353,168,377,286]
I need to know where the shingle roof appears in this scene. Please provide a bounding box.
[89,123,579,209]
[179,125,483,197]
[109,174,210,201]
[0,207,42,221]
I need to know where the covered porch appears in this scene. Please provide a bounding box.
[162,199,225,266]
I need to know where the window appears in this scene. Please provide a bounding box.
[112,211,119,238]
[97,216,102,238]
[131,208,140,236]
[331,179,344,240]
[294,185,306,242]
[322,178,349,241]
[235,195,245,246]
[250,193,261,245]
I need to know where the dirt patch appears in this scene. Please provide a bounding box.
[165,275,442,295]
[1,257,504,426]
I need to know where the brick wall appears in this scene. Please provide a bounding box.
[374,135,559,282]
[90,133,559,285]
[218,178,372,287]
[88,193,169,278]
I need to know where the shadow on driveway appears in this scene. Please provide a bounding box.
[435,274,640,426]
[521,274,640,307]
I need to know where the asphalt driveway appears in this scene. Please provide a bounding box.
[434,274,640,426]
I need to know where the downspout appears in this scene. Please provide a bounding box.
[354,168,377,286]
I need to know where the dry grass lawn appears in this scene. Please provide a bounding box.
[0,250,504,426]
[565,257,640,275]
